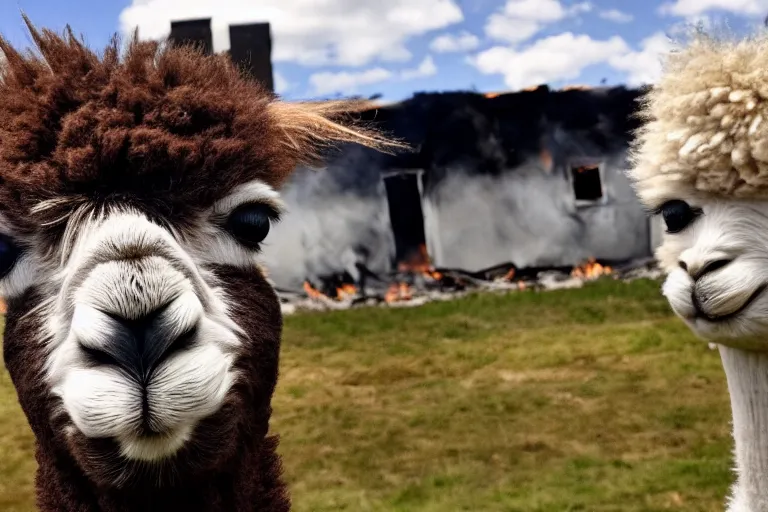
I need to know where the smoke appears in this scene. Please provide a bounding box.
[260,145,395,289]
[424,151,649,270]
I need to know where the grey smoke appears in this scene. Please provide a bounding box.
[260,145,395,290]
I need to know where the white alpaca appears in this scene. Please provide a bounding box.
[630,33,768,512]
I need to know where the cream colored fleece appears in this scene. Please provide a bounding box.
[630,33,768,209]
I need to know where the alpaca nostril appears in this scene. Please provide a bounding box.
[82,302,199,383]
[679,260,688,272]
[695,259,732,280]
[80,344,121,368]
[153,325,198,370]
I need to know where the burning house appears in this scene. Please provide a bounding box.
[169,18,660,310]
[260,86,659,303]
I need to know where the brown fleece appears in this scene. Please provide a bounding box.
[0,16,400,512]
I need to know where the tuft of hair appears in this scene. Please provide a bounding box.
[629,29,768,209]
[0,16,406,214]
[267,99,409,168]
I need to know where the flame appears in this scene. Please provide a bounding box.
[571,258,612,280]
[303,281,325,299]
[385,282,413,303]
[503,268,516,281]
[540,148,553,170]
[485,91,501,98]
[573,164,599,174]
[398,244,431,272]
[399,244,443,281]
[0,299,6,314]
[336,283,358,300]
[518,281,527,290]
[304,280,359,301]
[385,284,399,303]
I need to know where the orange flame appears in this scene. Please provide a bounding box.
[336,283,358,300]
[385,283,399,303]
[385,282,414,303]
[540,148,553,170]
[305,280,359,301]
[303,281,325,299]
[571,258,612,280]
[399,244,443,281]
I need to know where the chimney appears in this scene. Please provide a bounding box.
[228,22,274,92]
[169,18,213,56]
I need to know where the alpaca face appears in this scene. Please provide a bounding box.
[1,178,286,485]
[655,198,768,347]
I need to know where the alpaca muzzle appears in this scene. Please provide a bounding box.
[72,291,202,387]
[48,212,241,460]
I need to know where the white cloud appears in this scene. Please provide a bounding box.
[659,0,768,17]
[119,0,463,67]
[308,55,438,95]
[570,2,593,14]
[485,0,593,44]
[599,9,634,23]
[430,31,481,53]
[273,71,292,94]
[609,32,674,85]
[469,32,628,90]
[309,68,393,96]
[401,55,438,79]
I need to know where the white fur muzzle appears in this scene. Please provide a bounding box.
[659,201,768,348]
[45,211,243,461]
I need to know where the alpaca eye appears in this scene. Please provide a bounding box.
[660,200,700,234]
[0,234,21,278]
[225,203,277,249]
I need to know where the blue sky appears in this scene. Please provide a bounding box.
[0,0,765,102]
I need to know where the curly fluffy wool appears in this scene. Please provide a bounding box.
[629,33,768,209]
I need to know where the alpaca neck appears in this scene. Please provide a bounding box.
[719,345,768,511]
[35,433,290,512]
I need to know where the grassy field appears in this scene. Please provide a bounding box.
[0,279,734,511]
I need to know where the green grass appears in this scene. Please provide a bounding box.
[0,279,734,511]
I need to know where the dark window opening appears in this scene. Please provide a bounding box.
[570,163,604,202]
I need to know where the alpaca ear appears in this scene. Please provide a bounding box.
[267,99,407,167]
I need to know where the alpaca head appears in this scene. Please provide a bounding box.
[0,21,397,488]
[630,34,768,349]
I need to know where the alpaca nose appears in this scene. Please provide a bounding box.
[678,256,733,281]
[82,302,198,383]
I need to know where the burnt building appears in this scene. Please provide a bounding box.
[260,85,656,290]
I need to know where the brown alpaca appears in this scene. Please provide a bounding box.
[0,18,398,511]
